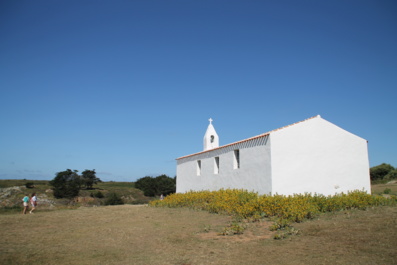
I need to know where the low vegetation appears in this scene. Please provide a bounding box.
[0,179,152,213]
[150,189,397,238]
[371,181,397,196]
[104,192,124,205]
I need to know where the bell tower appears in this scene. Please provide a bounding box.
[203,118,219,151]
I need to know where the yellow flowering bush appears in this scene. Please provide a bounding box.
[149,189,396,230]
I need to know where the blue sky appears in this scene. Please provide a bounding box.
[1,0,396,181]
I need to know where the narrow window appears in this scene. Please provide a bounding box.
[214,157,219,174]
[197,160,201,176]
[233,149,240,169]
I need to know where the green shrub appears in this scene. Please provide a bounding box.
[273,226,299,240]
[383,188,392,194]
[93,191,104,198]
[135,174,176,197]
[385,169,397,180]
[370,163,395,181]
[220,221,247,235]
[25,182,34,189]
[104,192,124,205]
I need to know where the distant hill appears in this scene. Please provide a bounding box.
[0,179,153,211]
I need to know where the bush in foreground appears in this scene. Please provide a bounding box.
[150,189,397,231]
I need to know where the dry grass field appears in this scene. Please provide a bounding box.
[371,181,397,196]
[1,205,396,265]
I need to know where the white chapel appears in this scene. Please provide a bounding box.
[176,115,371,196]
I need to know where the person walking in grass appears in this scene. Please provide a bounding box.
[22,194,29,214]
[30,193,37,214]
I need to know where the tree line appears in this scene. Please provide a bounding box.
[50,169,102,199]
[134,174,176,197]
[49,169,176,200]
[370,163,397,181]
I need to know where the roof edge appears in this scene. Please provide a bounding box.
[176,115,321,160]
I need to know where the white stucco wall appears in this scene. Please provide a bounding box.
[270,116,371,196]
[177,135,272,194]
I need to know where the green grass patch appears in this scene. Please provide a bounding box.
[0,179,50,189]
[0,205,23,214]
[97,181,135,189]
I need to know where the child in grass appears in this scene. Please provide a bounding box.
[22,194,29,214]
[30,193,37,214]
